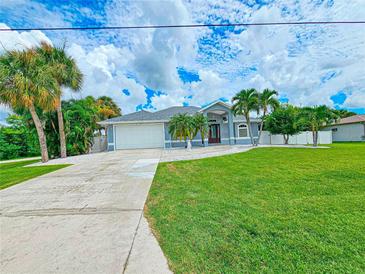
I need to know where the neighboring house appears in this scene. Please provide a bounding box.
[99,100,260,150]
[324,114,365,142]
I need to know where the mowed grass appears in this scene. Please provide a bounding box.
[0,160,70,190]
[146,143,365,273]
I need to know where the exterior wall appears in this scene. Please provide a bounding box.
[202,103,234,145]
[233,122,259,144]
[164,122,205,148]
[324,123,365,142]
[106,125,115,151]
[206,113,230,144]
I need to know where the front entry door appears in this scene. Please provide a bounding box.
[208,124,221,144]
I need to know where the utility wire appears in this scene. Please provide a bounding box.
[1,21,365,32]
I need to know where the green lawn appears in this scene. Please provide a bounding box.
[0,160,70,190]
[146,143,365,273]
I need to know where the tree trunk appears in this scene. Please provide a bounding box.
[57,103,67,158]
[29,104,49,163]
[187,139,192,150]
[257,110,266,145]
[313,130,318,147]
[283,134,289,144]
[245,114,254,146]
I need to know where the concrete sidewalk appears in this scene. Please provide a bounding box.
[160,144,328,162]
[0,149,171,274]
[0,156,41,164]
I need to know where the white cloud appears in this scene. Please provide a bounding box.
[103,0,198,92]
[1,0,365,119]
[66,43,148,113]
[0,23,52,50]
[343,90,365,108]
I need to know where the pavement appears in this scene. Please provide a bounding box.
[160,144,328,162]
[0,156,41,164]
[0,149,171,274]
[161,144,254,162]
[0,144,328,274]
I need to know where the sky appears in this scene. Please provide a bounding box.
[0,0,364,121]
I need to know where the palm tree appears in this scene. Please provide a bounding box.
[232,88,259,145]
[301,105,338,146]
[0,48,58,162]
[96,96,121,119]
[168,113,197,149]
[95,96,122,135]
[193,113,209,145]
[258,89,280,144]
[36,42,83,158]
[332,109,356,118]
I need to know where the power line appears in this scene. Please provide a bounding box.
[1,21,365,32]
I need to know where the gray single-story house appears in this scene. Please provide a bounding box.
[99,100,260,150]
[324,114,365,142]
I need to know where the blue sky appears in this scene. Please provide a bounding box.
[0,0,364,117]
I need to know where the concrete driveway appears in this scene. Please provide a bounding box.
[0,149,171,274]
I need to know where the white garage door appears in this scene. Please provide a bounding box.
[115,123,164,149]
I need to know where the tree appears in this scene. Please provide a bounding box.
[332,109,356,118]
[36,42,83,158]
[168,113,197,149]
[94,96,121,136]
[231,88,259,145]
[0,48,58,162]
[258,88,279,144]
[17,96,103,157]
[62,97,98,155]
[0,115,39,160]
[265,104,302,144]
[300,105,338,146]
[193,113,209,145]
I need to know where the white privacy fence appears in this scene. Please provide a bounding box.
[259,131,332,145]
[91,136,107,153]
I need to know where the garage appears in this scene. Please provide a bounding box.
[115,123,164,149]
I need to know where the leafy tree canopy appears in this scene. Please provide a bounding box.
[0,115,39,160]
[265,104,303,144]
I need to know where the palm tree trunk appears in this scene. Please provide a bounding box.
[29,104,49,163]
[245,114,254,146]
[201,128,205,145]
[313,130,318,147]
[57,103,67,158]
[258,110,266,145]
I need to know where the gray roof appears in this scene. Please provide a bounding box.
[100,106,201,124]
[333,114,365,125]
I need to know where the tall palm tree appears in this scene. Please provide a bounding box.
[232,88,259,145]
[36,42,83,158]
[258,89,280,144]
[0,48,58,162]
[301,105,338,146]
[193,113,209,145]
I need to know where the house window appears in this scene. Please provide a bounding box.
[237,124,248,137]
[331,128,338,132]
